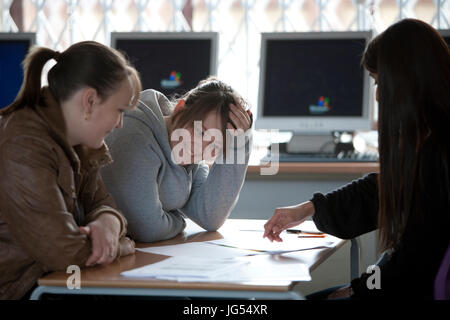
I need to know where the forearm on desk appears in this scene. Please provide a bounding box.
[182,143,251,231]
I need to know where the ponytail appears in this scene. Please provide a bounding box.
[0,47,58,115]
[1,41,141,117]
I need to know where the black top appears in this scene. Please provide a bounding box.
[311,161,450,299]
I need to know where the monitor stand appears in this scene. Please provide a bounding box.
[286,133,335,154]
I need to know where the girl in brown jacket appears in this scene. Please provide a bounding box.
[0,41,141,299]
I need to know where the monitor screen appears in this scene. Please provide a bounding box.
[257,32,372,132]
[0,33,35,109]
[111,32,218,98]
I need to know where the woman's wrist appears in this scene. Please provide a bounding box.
[303,201,316,218]
[96,213,121,237]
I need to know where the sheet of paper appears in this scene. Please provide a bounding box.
[121,256,249,280]
[137,241,259,258]
[122,255,311,283]
[167,255,311,283]
[207,231,336,254]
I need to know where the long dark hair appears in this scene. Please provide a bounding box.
[0,41,141,115]
[362,19,450,251]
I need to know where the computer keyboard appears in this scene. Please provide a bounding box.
[261,151,378,163]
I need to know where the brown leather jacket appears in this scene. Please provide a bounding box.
[0,88,128,299]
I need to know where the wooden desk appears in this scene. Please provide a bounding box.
[247,162,379,175]
[30,219,346,300]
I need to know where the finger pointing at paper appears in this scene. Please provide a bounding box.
[263,201,316,242]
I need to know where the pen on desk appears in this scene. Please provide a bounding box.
[286,229,325,235]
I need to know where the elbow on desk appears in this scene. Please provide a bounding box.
[128,222,185,243]
[131,231,176,243]
[195,216,227,233]
[192,201,235,233]
[200,224,220,233]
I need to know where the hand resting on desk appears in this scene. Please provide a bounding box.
[79,213,135,267]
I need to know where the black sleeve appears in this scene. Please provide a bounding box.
[311,173,379,239]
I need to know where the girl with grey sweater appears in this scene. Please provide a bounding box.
[101,78,252,242]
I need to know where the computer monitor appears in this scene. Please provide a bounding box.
[111,32,218,98]
[0,32,36,109]
[256,31,373,153]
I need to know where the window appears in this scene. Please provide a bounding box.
[2,0,449,151]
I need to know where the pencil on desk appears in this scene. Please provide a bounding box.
[298,234,326,238]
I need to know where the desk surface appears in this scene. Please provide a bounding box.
[37,219,345,294]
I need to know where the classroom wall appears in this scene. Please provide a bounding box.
[229,173,379,295]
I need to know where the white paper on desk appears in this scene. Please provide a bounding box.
[136,242,259,258]
[175,255,311,283]
[121,256,248,280]
[208,231,336,254]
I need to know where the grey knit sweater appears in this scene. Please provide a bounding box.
[101,89,251,242]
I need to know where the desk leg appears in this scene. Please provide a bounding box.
[29,286,304,300]
[350,238,361,281]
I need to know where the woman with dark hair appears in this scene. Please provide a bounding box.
[101,77,252,242]
[263,18,450,299]
[0,41,141,299]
